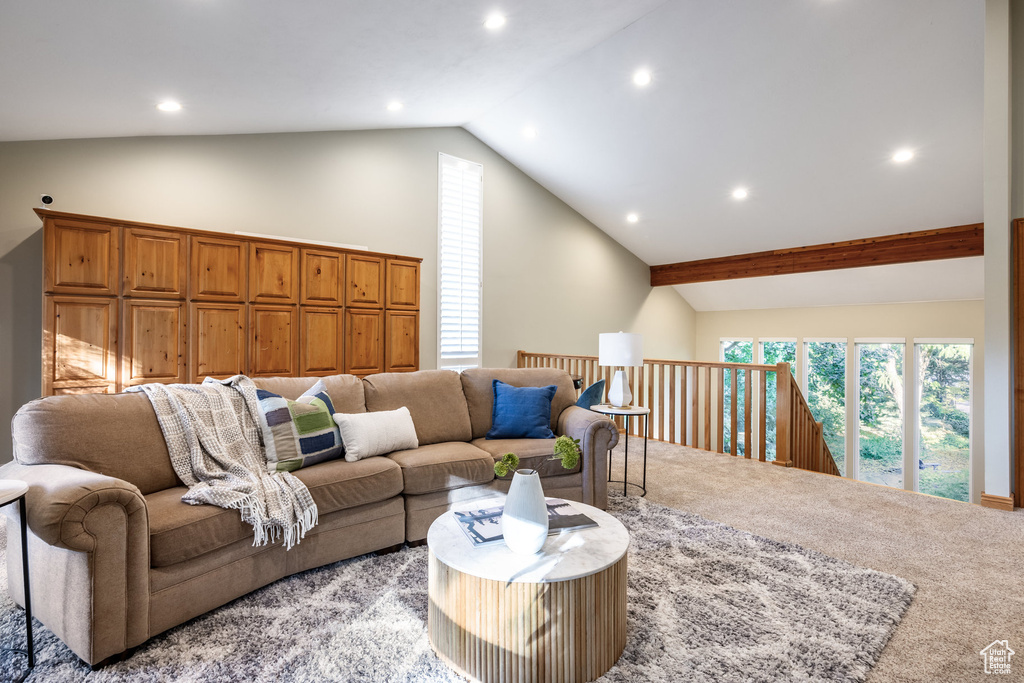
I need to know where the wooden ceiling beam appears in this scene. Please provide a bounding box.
[649,223,984,287]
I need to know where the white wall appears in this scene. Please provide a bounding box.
[0,127,696,463]
[695,300,986,502]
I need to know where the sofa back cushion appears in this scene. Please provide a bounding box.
[253,375,365,414]
[460,368,577,440]
[11,393,181,495]
[362,370,473,446]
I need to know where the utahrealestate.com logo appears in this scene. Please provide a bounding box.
[980,641,1014,675]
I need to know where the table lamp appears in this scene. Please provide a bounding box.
[599,332,643,408]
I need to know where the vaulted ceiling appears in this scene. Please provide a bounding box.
[0,0,983,310]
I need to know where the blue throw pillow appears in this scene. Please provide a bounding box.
[576,379,605,409]
[487,380,558,439]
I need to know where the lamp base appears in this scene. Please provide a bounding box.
[607,370,632,408]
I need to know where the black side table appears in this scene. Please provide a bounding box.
[0,481,33,681]
[588,404,650,496]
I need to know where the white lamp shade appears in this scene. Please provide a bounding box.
[599,332,643,367]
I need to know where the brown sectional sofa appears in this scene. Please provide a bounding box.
[1,367,617,666]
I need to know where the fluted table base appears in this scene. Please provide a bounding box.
[428,550,628,683]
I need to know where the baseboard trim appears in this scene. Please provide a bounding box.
[981,492,1015,511]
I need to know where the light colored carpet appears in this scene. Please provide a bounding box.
[616,439,1024,683]
[0,490,913,682]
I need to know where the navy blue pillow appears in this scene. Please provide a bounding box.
[487,380,558,439]
[576,379,605,409]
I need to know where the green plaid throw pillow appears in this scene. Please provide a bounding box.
[256,380,344,473]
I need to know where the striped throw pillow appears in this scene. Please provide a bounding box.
[257,380,344,473]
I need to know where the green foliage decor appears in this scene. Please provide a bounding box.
[493,435,582,478]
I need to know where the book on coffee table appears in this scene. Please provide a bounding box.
[453,498,598,547]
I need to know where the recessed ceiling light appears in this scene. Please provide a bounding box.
[626,213,639,224]
[633,69,652,87]
[523,126,537,139]
[157,100,182,112]
[387,101,403,112]
[732,188,749,200]
[892,148,914,163]
[484,13,506,30]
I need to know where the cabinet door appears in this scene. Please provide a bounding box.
[345,254,384,308]
[300,306,344,376]
[43,295,118,395]
[301,249,344,306]
[250,242,299,303]
[386,259,420,310]
[250,304,298,377]
[190,235,247,301]
[345,308,384,375]
[385,310,419,372]
[190,302,247,381]
[122,300,187,386]
[45,219,119,295]
[123,227,187,299]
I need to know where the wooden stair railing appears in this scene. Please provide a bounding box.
[517,350,841,477]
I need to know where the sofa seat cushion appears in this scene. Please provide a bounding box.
[471,438,582,479]
[388,442,494,495]
[147,457,403,567]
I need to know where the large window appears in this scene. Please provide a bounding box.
[759,339,796,461]
[856,341,905,488]
[915,342,972,502]
[437,154,483,371]
[804,340,847,474]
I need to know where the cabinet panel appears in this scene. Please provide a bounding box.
[300,307,345,376]
[301,249,344,306]
[385,310,419,373]
[386,259,420,310]
[190,302,247,381]
[250,304,298,377]
[122,300,187,386]
[250,242,299,303]
[46,219,119,295]
[190,236,247,301]
[345,254,384,308]
[43,295,118,394]
[123,227,187,299]
[345,308,384,375]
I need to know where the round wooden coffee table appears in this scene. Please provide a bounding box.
[427,498,629,683]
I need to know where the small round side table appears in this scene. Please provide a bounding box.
[588,404,650,496]
[0,480,33,682]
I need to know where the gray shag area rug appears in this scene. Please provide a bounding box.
[0,494,914,682]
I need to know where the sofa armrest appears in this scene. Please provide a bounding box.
[0,461,148,551]
[557,406,618,509]
[0,461,150,664]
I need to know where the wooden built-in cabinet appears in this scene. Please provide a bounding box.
[250,304,298,377]
[346,308,385,375]
[190,235,247,302]
[300,307,345,376]
[386,259,420,310]
[45,218,120,296]
[122,300,187,386]
[40,209,421,394]
[301,249,344,306]
[346,254,384,308]
[250,243,298,304]
[43,295,119,395]
[123,228,187,299]
[385,310,420,372]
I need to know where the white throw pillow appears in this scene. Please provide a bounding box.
[333,406,419,462]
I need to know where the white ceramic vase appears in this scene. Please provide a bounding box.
[502,469,549,554]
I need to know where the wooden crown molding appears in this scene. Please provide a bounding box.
[649,223,983,287]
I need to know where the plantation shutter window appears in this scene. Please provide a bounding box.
[438,153,483,371]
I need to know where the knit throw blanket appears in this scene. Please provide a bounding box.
[128,376,318,550]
